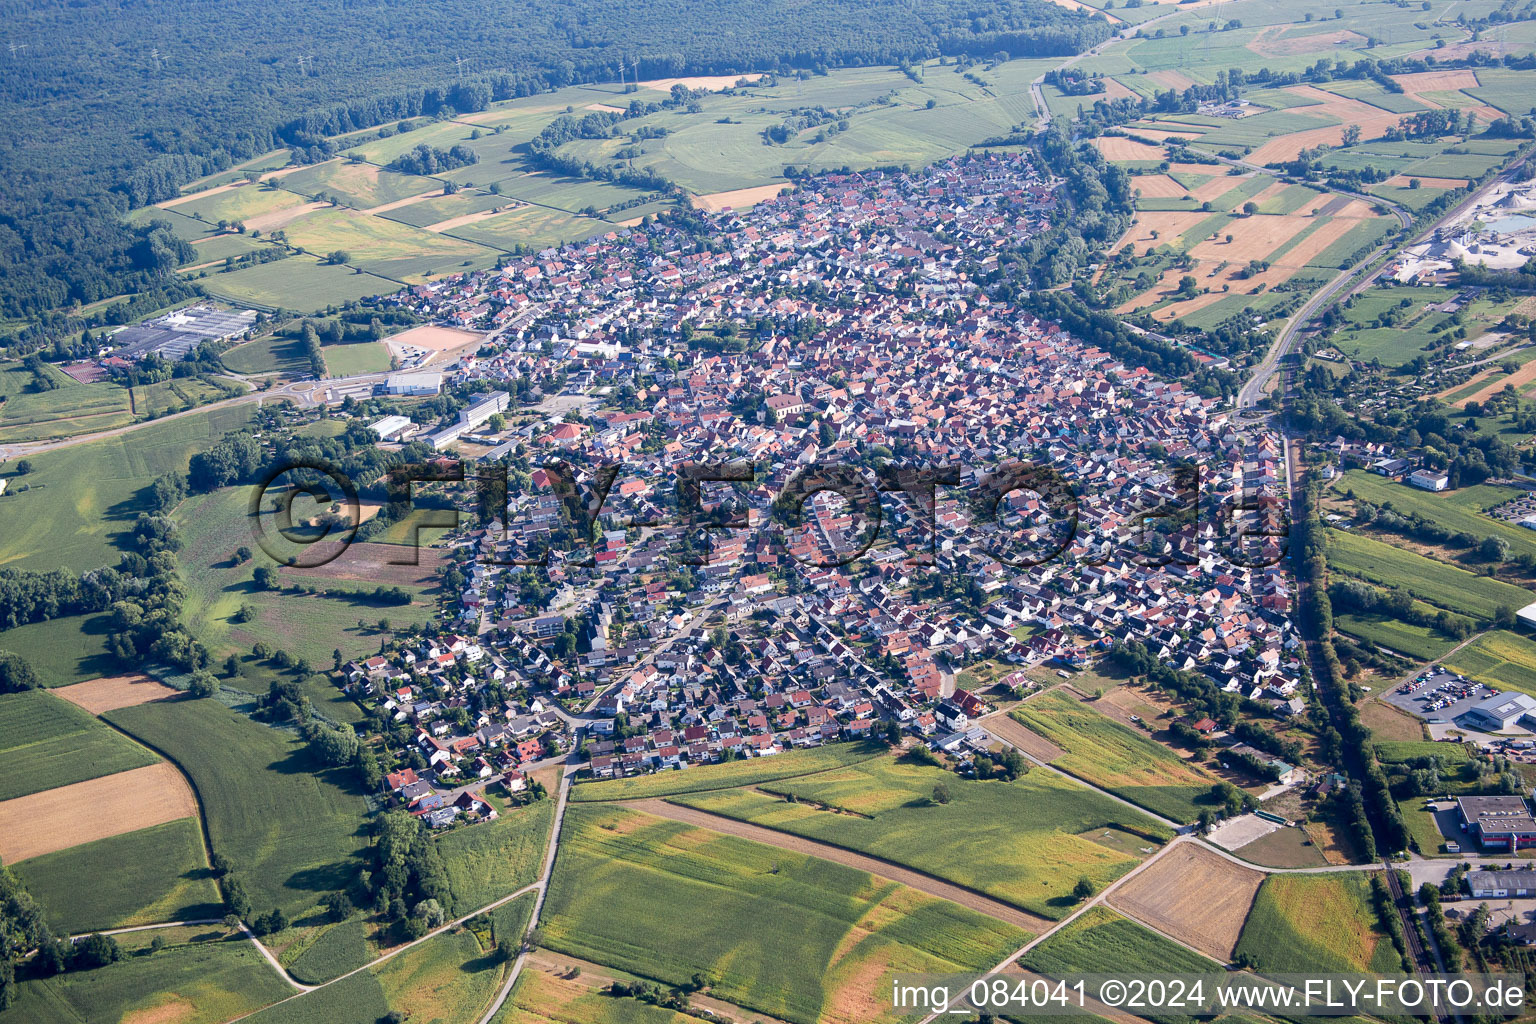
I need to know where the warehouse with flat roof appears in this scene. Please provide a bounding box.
[1464,691,1536,731]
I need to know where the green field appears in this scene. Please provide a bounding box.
[496,967,717,1024]
[373,924,508,1024]
[376,189,510,228]
[1444,630,1536,697]
[0,364,135,443]
[1334,608,1458,662]
[281,208,500,282]
[276,161,441,209]
[1009,691,1222,822]
[171,184,313,226]
[174,486,436,665]
[0,403,257,572]
[286,918,370,985]
[0,613,117,686]
[320,340,391,376]
[1234,873,1401,973]
[1022,904,1217,975]
[1333,470,1536,560]
[570,740,887,801]
[1326,528,1534,622]
[0,690,159,800]
[106,697,370,920]
[237,966,387,1024]
[674,756,1168,918]
[543,802,1028,1024]
[130,377,237,419]
[444,204,610,252]
[201,257,404,313]
[0,933,293,1024]
[221,334,313,375]
[435,797,555,911]
[1374,740,1470,765]
[13,819,221,934]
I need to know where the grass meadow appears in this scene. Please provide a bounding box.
[570,740,887,801]
[674,755,1168,917]
[1444,630,1536,697]
[285,917,371,985]
[105,697,371,920]
[0,690,159,800]
[542,803,1029,1024]
[435,797,555,911]
[0,613,118,686]
[1234,873,1401,973]
[1326,529,1534,623]
[1009,691,1221,822]
[1333,470,1536,560]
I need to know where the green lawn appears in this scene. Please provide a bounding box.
[543,802,1029,1024]
[13,819,221,934]
[1008,691,1222,823]
[1234,873,1401,973]
[0,403,257,572]
[320,340,391,376]
[0,690,159,801]
[105,697,370,920]
[570,740,888,801]
[674,756,1169,918]
[1327,528,1534,623]
[0,933,293,1024]
[221,334,313,375]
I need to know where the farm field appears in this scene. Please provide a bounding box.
[372,924,508,1024]
[277,160,441,209]
[239,967,388,1024]
[1326,528,1534,623]
[1444,630,1536,697]
[496,967,718,1024]
[52,673,181,714]
[571,741,888,801]
[280,207,501,281]
[1021,904,1220,977]
[1008,691,1223,822]
[435,797,555,911]
[542,802,1029,1024]
[444,204,610,251]
[174,486,436,665]
[201,256,404,312]
[0,689,159,801]
[106,697,370,919]
[1104,842,1264,960]
[0,368,134,443]
[221,333,313,375]
[1334,607,1458,662]
[0,932,293,1024]
[1331,471,1536,560]
[285,917,371,985]
[12,818,221,934]
[0,403,257,572]
[671,755,1169,918]
[0,761,198,862]
[1234,873,1401,973]
[0,613,117,686]
[130,376,237,419]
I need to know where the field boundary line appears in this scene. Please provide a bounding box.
[570,747,890,803]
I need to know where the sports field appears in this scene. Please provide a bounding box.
[542,802,1029,1024]
[672,755,1168,918]
[106,697,371,919]
[0,689,159,801]
[1008,691,1222,822]
[320,340,392,376]
[1234,873,1401,973]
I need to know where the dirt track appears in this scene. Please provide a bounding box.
[626,798,1054,936]
[0,762,199,862]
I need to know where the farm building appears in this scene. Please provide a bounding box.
[1463,691,1536,731]
[1457,795,1536,850]
[1468,869,1536,897]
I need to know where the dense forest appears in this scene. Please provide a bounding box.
[0,0,1109,333]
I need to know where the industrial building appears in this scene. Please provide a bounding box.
[1463,691,1536,731]
[1468,869,1536,897]
[384,372,443,396]
[369,415,415,441]
[1457,795,1536,850]
[426,391,510,450]
[109,305,258,362]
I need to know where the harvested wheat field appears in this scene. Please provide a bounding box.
[983,711,1066,762]
[692,183,794,211]
[1188,215,1311,262]
[1103,78,1138,102]
[638,74,761,92]
[1107,842,1263,960]
[362,190,445,215]
[1149,70,1198,91]
[1093,136,1165,162]
[1130,128,1204,144]
[1130,174,1189,199]
[53,675,180,715]
[1113,210,1210,250]
[244,200,329,234]
[1459,359,1536,408]
[1386,174,1469,189]
[1392,70,1481,96]
[1248,86,1409,165]
[1190,174,1257,204]
[1249,25,1366,57]
[0,762,199,862]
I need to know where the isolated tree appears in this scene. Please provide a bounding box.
[1072,877,1095,902]
[0,651,37,693]
[931,782,951,805]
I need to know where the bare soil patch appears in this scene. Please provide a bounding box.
[638,73,762,92]
[384,324,485,366]
[279,540,444,587]
[1131,174,1190,199]
[53,675,181,715]
[1106,842,1262,960]
[244,200,329,234]
[0,762,199,862]
[1249,26,1367,57]
[691,183,794,211]
[628,798,1053,935]
[1384,174,1469,189]
[1461,359,1536,407]
[1093,136,1165,162]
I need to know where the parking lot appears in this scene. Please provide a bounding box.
[1381,667,1524,742]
